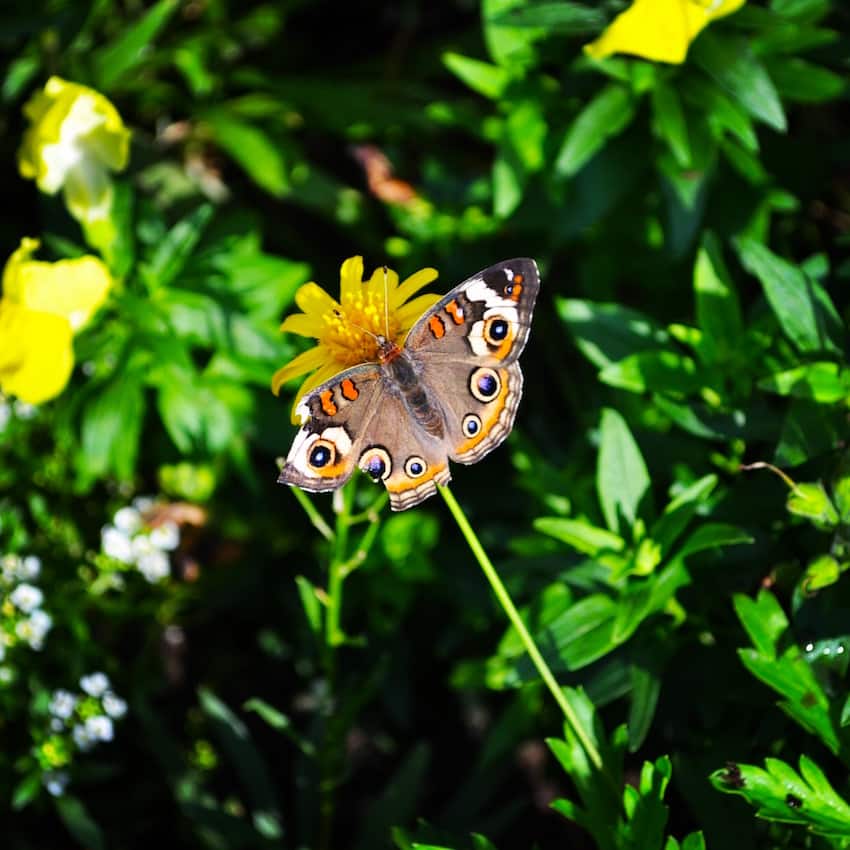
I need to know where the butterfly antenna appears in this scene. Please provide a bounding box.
[383,264,390,338]
[333,309,380,342]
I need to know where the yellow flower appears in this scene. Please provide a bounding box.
[584,0,747,64]
[272,256,440,423]
[0,238,112,405]
[18,77,130,223]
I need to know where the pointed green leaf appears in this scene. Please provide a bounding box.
[597,408,651,535]
[556,85,637,177]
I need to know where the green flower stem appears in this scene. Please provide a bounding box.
[438,484,603,772]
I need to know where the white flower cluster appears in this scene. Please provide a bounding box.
[0,397,37,431]
[0,554,52,661]
[100,497,180,583]
[44,671,127,796]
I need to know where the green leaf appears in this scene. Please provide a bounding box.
[533,517,625,556]
[493,137,526,218]
[628,662,661,753]
[92,0,179,89]
[54,795,105,850]
[198,688,284,838]
[557,299,668,369]
[801,554,842,592]
[201,111,289,197]
[546,594,620,670]
[599,351,703,395]
[555,85,637,177]
[483,0,543,68]
[711,755,850,836]
[737,647,840,753]
[140,205,214,289]
[758,362,850,403]
[786,481,839,528]
[80,372,146,481]
[597,408,651,536]
[733,590,789,658]
[489,1,603,31]
[442,52,509,99]
[294,575,323,634]
[692,34,786,132]
[693,232,743,364]
[775,399,843,466]
[766,58,845,103]
[651,474,718,556]
[736,238,842,354]
[651,78,691,167]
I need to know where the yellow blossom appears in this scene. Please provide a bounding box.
[0,238,112,405]
[584,0,747,65]
[18,77,130,223]
[272,256,440,423]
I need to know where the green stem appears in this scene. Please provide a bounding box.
[438,484,603,772]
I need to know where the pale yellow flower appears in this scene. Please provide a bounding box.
[585,0,747,64]
[18,77,130,223]
[272,256,440,423]
[0,239,113,404]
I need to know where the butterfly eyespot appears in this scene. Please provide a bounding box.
[484,316,510,344]
[404,456,427,478]
[462,414,482,438]
[470,367,501,403]
[308,440,336,469]
[359,446,392,482]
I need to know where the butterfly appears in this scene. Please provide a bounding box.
[278,259,540,510]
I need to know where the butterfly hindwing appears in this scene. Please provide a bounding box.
[278,364,383,493]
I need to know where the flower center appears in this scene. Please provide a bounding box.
[320,287,400,366]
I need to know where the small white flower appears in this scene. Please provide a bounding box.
[102,691,127,719]
[12,400,37,419]
[113,506,142,536]
[85,714,113,742]
[137,549,170,583]
[18,609,52,649]
[49,689,78,719]
[72,723,93,752]
[20,555,41,580]
[132,496,155,514]
[101,526,134,564]
[80,671,110,697]
[44,770,69,797]
[50,717,64,732]
[0,399,10,431]
[9,583,43,613]
[149,521,179,552]
[0,554,18,584]
[0,643,5,662]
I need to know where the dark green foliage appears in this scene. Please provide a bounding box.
[2,1,850,849]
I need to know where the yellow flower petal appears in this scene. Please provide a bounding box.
[397,293,442,334]
[2,238,112,332]
[392,267,438,309]
[584,0,746,64]
[271,345,331,395]
[294,281,340,316]
[17,76,130,222]
[339,256,365,302]
[280,312,326,339]
[273,257,444,412]
[0,301,74,404]
[366,264,399,303]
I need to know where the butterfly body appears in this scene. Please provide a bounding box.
[279,259,540,510]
